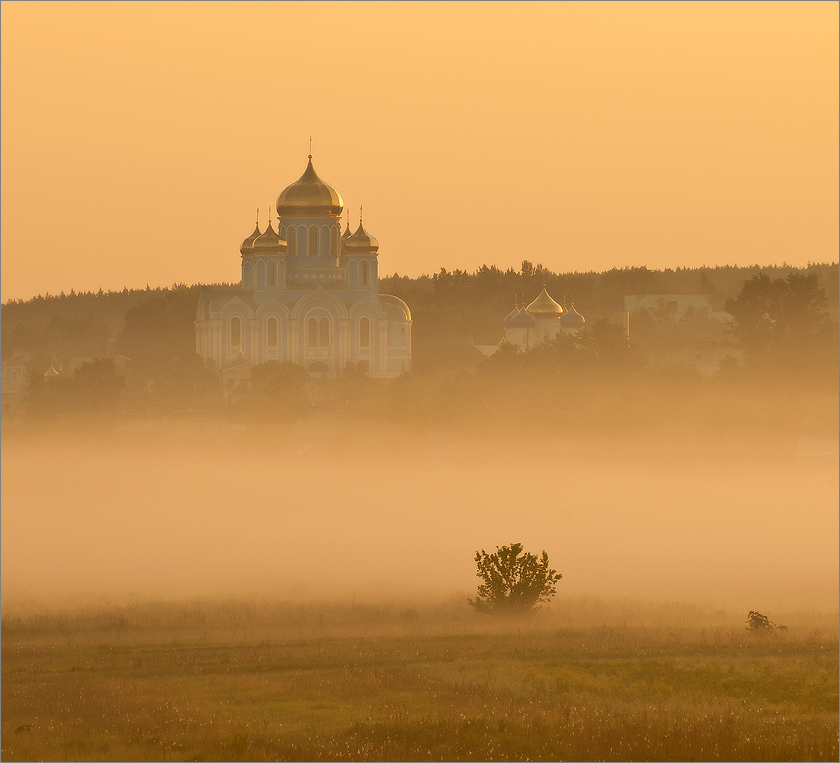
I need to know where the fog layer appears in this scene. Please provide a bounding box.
[2,432,836,613]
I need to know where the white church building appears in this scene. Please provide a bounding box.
[196,156,412,379]
[502,286,585,350]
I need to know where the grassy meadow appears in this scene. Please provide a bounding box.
[1,598,837,762]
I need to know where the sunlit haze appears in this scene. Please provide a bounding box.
[2,1,838,303]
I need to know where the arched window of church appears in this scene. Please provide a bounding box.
[267,317,278,347]
[307,317,318,347]
[359,317,370,348]
[360,261,369,286]
[308,227,318,257]
[320,317,330,347]
[230,316,241,346]
[267,261,276,287]
[287,227,296,255]
[330,227,338,257]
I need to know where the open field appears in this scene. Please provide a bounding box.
[2,599,837,762]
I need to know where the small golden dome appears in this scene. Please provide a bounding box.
[346,221,379,255]
[240,222,261,256]
[253,220,287,254]
[339,217,352,255]
[503,304,520,328]
[561,304,585,326]
[509,308,536,328]
[276,156,343,218]
[526,286,564,317]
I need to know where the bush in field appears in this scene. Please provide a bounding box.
[469,543,562,614]
[747,610,786,632]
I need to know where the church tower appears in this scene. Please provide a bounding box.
[195,155,412,379]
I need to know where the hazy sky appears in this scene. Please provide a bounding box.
[2,1,837,303]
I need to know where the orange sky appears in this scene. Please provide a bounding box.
[1,1,837,303]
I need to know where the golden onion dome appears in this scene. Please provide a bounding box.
[560,304,585,327]
[240,222,261,256]
[526,286,564,318]
[252,220,287,254]
[276,156,343,218]
[509,307,536,328]
[502,303,520,328]
[346,221,379,255]
[339,218,352,255]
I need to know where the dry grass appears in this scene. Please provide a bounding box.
[2,599,837,761]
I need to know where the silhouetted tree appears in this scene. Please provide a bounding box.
[746,610,785,633]
[469,543,562,614]
[725,272,830,360]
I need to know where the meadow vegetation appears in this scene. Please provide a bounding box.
[2,599,837,762]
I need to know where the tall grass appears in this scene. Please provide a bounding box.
[2,598,837,761]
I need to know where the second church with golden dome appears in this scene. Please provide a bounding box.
[502,287,585,350]
[196,156,411,379]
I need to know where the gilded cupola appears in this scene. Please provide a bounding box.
[252,218,287,254]
[508,307,537,328]
[526,286,564,317]
[340,214,352,253]
[345,217,379,255]
[503,301,521,328]
[276,156,344,218]
[240,214,261,256]
[560,304,585,327]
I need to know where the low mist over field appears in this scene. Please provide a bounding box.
[3,427,836,614]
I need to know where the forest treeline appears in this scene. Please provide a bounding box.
[2,262,837,435]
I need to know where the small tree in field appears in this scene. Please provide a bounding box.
[469,543,562,614]
[747,611,786,633]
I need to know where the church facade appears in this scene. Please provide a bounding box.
[196,156,411,379]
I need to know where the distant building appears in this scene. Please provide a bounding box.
[623,294,730,322]
[623,294,740,375]
[1,351,33,414]
[195,156,412,381]
[502,286,586,350]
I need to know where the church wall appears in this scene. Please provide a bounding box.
[345,257,377,289]
[295,300,346,375]
[533,319,562,344]
[506,327,532,349]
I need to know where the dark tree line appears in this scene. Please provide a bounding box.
[2,263,836,422]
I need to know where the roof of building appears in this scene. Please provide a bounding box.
[276,156,344,218]
[240,221,261,256]
[345,221,379,255]
[252,220,287,254]
[509,307,537,328]
[560,304,585,326]
[502,304,520,328]
[526,286,564,317]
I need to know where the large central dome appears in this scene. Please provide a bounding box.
[276,156,343,218]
